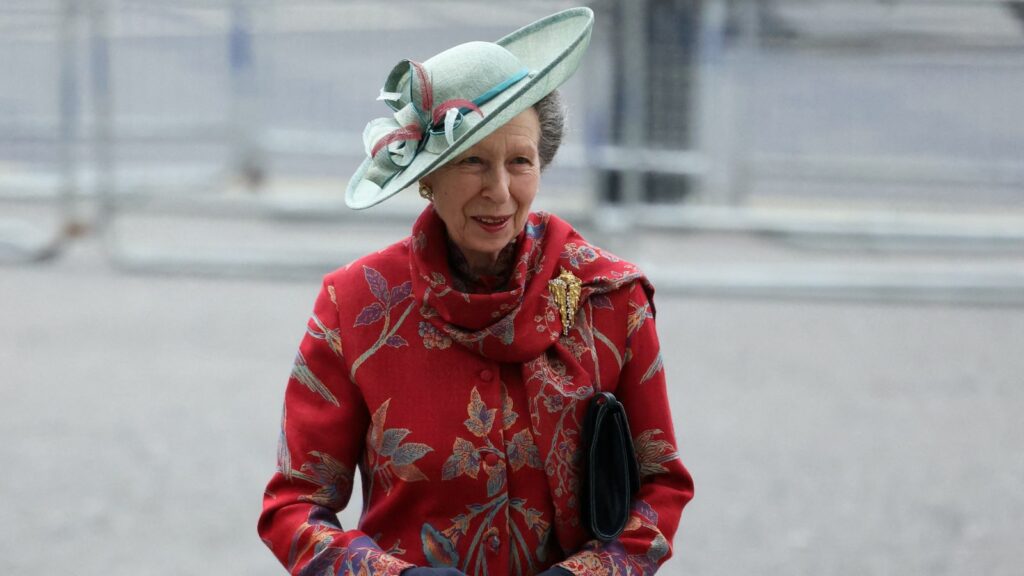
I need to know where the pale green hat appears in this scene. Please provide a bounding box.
[345,7,594,209]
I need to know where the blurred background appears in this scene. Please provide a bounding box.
[2,0,1023,574]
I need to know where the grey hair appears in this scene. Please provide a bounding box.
[533,89,566,170]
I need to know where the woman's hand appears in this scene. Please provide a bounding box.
[401,568,468,576]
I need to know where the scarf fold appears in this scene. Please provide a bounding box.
[409,205,648,554]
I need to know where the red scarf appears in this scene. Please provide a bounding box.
[409,206,650,554]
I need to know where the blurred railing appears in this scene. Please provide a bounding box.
[603,0,1024,302]
[2,0,1022,303]
[0,0,73,263]
[696,0,1024,215]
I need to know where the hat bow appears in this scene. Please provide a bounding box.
[360,44,530,191]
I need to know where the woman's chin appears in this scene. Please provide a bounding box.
[467,238,510,256]
[469,227,513,246]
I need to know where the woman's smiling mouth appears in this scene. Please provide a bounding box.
[472,215,512,232]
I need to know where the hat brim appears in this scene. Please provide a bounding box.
[345,7,594,210]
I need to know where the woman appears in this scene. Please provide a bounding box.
[258,8,693,576]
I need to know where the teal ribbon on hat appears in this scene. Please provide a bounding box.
[362,66,530,190]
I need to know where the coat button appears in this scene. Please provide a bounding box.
[485,527,500,552]
[484,452,500,466]
[479,369,493,382]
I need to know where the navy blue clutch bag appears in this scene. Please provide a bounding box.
[582,391,641,542]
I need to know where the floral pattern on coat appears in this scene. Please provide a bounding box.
[258,207,693,576]
[421,386,549,574]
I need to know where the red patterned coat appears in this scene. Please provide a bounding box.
[258,207,693,576]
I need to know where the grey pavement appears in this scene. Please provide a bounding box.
[2,232,1024,575]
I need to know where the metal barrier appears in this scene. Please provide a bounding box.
[66,0,592,278]
[8,0,1023,303]
[0,0,78,263]
[692,0,1024,210]
[590,0,1024,303]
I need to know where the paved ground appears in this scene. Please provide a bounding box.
[2,232,1023,575]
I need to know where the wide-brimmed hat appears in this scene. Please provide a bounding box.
[345,7,594,209]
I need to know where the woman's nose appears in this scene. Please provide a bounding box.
[481,166,511,202]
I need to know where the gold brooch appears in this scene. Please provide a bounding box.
[548,267,582,336]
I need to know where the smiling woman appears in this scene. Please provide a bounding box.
[257,7,693,576]
[423,108,542,277]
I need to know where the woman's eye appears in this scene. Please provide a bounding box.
[461,156,482,165]
[513,156,533,165]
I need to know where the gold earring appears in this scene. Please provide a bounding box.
[419,184,433,201]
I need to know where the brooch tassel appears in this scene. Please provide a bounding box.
[548,267,582,336]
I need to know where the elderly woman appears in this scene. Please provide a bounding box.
[258,8,692,576]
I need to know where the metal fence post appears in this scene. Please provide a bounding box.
[89,0,114,236]
[726,0,759,206]
[0,0,74,262]
[620,0,649,213]
[694,0,729,205]
[230,0,265,190]
[58,0,82,239]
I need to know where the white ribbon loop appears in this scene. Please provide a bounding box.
[376,89,403,102]
[443,108,461,146]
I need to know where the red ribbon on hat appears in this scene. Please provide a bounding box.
[370,61,484,161]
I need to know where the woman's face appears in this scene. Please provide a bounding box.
[422,108,541,271]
